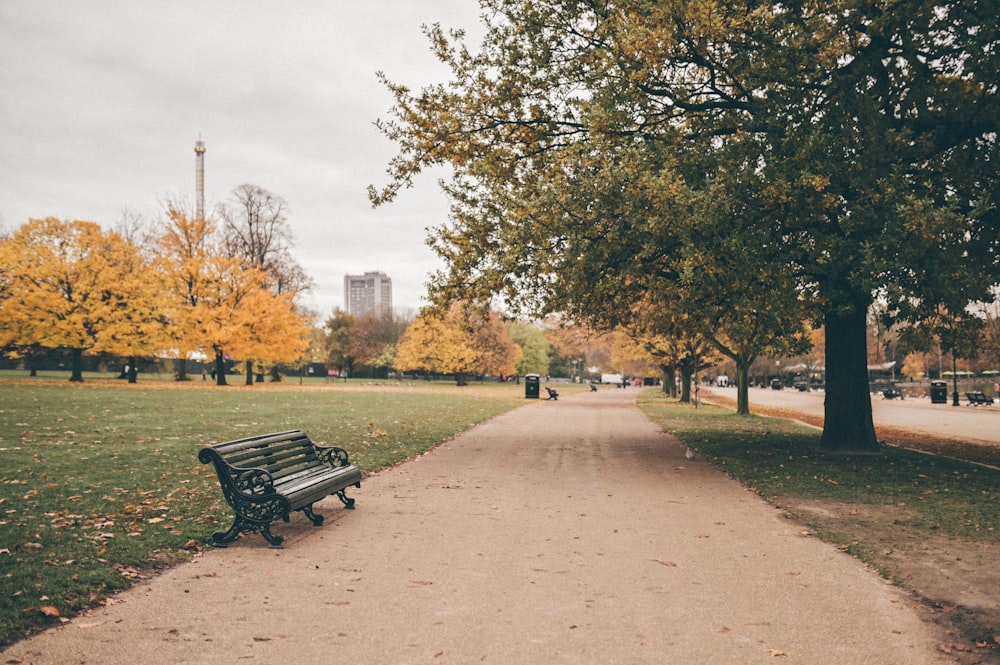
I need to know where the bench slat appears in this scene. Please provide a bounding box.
[211,430,310,454]
[227,445,318,472]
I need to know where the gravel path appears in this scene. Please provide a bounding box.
[3,388,951,664]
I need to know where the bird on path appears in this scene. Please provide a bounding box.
[685,447,696,461]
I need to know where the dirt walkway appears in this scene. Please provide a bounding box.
[3,389,950,664]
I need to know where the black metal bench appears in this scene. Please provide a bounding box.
[966,391,995,406]
[545,386,559,400]
[198,429,361,548]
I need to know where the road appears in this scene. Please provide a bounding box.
[702,385,1000,447]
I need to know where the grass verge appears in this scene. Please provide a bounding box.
[0,379,529,646]
[637,391,1000,659]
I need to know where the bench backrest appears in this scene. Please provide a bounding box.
[203,430,324,482]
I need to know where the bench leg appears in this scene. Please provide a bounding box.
[336,489,356,509]
[259,523,284,548]
[211,516,284,548]
[302,504,325,526]
[212,515,285,548]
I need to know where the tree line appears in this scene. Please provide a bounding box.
[0,182,636,385]
[0,185,311,385]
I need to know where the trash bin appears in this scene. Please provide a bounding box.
[930,380,948,404]
[770,378,783,390]
[525,373,540,399]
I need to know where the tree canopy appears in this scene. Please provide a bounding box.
[396,304,522,384]
[0,218,166,381]
[373,0,999,451]
[157,207,310,385]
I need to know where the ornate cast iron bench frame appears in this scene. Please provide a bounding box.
[545,386,559,400]
[199,429,361,547]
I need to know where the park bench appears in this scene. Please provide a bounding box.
[965,391,995,406]
[198,429,361,548]
[545,386,559,400]
[882,386,903,400]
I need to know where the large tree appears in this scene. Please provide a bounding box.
[0,218,165,381]
[373,0,999,451]
[216,184,313,382]
[348,311,411,378]
[158,208,310,386]
[396,305,522,384]
[509,320,552,377]
[216,184,312,297]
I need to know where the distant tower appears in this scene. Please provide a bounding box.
[194,138,206,220]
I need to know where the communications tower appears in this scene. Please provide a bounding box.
[194,138,206,220]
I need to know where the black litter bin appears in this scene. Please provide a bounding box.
[525,373,540,399]
[930,380,948,404]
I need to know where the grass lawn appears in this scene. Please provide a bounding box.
[0,375,536,646]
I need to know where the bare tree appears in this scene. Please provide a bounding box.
[216,184,312,296]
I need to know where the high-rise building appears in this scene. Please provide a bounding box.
[344,271,393,317]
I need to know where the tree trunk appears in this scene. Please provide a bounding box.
[245,360,254,386]
[214,348,227,386]
[127,357,138,384]
[735,356,751,415]
[660,364,677,397]
[175,358,188,381]
[679,365,693,403]
[820,302,879,452]
[69,348,84,382]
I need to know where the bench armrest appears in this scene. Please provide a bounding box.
[199,447,276,495]
[314,444,354,469]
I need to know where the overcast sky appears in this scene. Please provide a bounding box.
[0,1,484,316]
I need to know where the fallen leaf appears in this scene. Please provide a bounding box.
[654,560,677,567]
[40,605,60,617]
[768,649,790,657]
[78,621,107,629]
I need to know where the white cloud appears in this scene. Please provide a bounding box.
[0,1,483,314]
